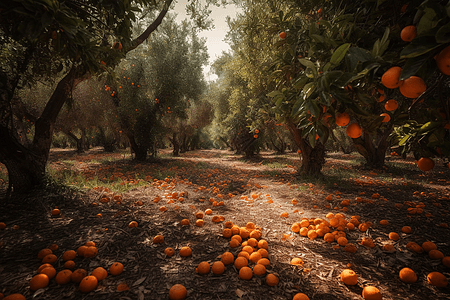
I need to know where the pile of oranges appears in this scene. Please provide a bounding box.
[1,241,125,298]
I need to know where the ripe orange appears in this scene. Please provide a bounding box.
[49,243,58,251]
[0,222,6,229]
[55,269,72,285]
[401,226,412,233]
[279,32,287,39]
[64,260,75,269]
[180,246,192,257]
[362,286,382,300]
[164,247,175,257]
[257,258,270,267]
[422,241,437,252]
[180,219,190,226]
[211,261,225,275]
[92,267,108,281]
[388,232,399,241]
[249,252,262,263]
[221,252,234,265]
[436,45,450,75]
[258,239,269,249]
[29,274,49,291]
[335,112,350,126]
[429,250,444,260]
[42,254,57,264]
[117,283,129,291]
[253,264,266,276]
[195,219,204,226]
[239,266,253,280]
[417,157,434,171]
[51,208,60,216]
[344,243,357,253]
[37,263,53,273]
[71,268,87,283]
[380,113,391,122]
[110,262,124,276]
[128,221,138,228]
[427,271,448,287]
[384,99,398,111]
[169,284,187,300]
[83,246,98,258]
[196,261,210,275]
[290,258,304,265]
[79,275,98,293]
[62,250,77,261]
[293,293,310,300]
[37,248,52,259]
[399,76,426,98]
[340,269,358,285]
[400,25,416,42]
[3,294,26,300]
[77,245,88,257]
[153,234,164,244]
[443,256,450,267]
[39,266,56,279]
[346,123,363,138]
[399,267,417,283]
[266,273,279,286]
[381,66,403,89]
[234,257,248,270]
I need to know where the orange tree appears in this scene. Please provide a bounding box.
[266,0,449,172]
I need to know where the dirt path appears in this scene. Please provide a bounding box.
[0,149,449,299]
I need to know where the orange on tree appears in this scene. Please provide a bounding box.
[380,113,390,122]
[279,32,287,39]
[417,157,434,171]
[381,66,403,89]
[169,284,187,300]
[335,112,350,126]
[435,45,450,75]
[399,76,426,98]
[400,25,416,42]
[384,99,398,111]
[346,123,363,138]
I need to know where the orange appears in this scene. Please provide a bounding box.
[0,222,6,229]
[443,256,450,267]
[335,112,350,126]
[422,241,437,252]
[64,260,75,269]
[337,237,348,246]
[427,271,448,287]
[381,66,403,89]
[340,269,358,285]
[83,246,98,258]
[249,229,262,239]
[279,32,287,39]
[257,248,269,258]
[231,234,243,243]
[3,294,26,300]
[399,76,426,98]
[153,235,164,244]
[400,25,416,42]
[249,252,262,263]
[37,263,52,273]
[62,250,77,261]
[379,220,389,226]
[234,256,248,270]
[110,262,124,276]
[55,269,72,285]
[399,267,417,283]
[406,242,423,253]
[382,244,395,252]
[51,208,60,216]
[128,221,138,228]
[258,240,269,249]
[290,258,304,265]
[117,283,129,291]
[79,275,98,293]
[388,232,399,241]
[180,219,190,226]
[324,233,335,243]
[221,252,234,265]
[29,274,49,291]
[346,123,362,138]
[238,251,250,260]
[429,250,444,260]
[436,45,450,75]
[257,258,270,267]
[196,261,210,275]
[362,286,382,300]
[49,243,58,251]
[344,243,357,253]
[253,264,266,276]
[71,268,87,283]
[211,261,225,275]
[242,245,254,254]
[91,267,108,281]
[417,157,434,171]
[39,266,56,279]
[179,246,192,257]
[164,247,175,257]
[37,248,52,259]
[42,254,57,264]
[401,226,412,233]
[307,230,318,240]
[384,99,398,111]
[247,238,258,247]
[239,266,253,280]
[266,273,279,286]
[169,284,187,300]
[205,208,213,215]
[77,245,88,257]
[293,293,310,300]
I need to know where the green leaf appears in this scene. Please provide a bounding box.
[400,52,434,80]
[417,7,438,35]
[435,22,450,43]
[293,76,310,91]
[302,82,316,99]
[267,90,282,98]
[298,59,318,78]
[330,43,351,66]
[398,135,410,146]
[306,99,320,117]
[418,121,441,134]
[400,35,440,58]
[345,47,372,71]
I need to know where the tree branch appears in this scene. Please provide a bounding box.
[127,0,173,53]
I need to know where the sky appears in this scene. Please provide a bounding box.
[173,1,242,81]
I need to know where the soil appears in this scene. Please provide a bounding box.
[0,148,449,300]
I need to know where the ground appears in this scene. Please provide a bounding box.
[0,148,449,300]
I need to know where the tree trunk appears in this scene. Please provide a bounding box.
[287,121,325,176]
[353,126,393,169]
[66,131,85,153]
[171,133,180,156]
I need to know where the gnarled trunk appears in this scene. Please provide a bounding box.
[287,121,326,176]
[352,125,393,169]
